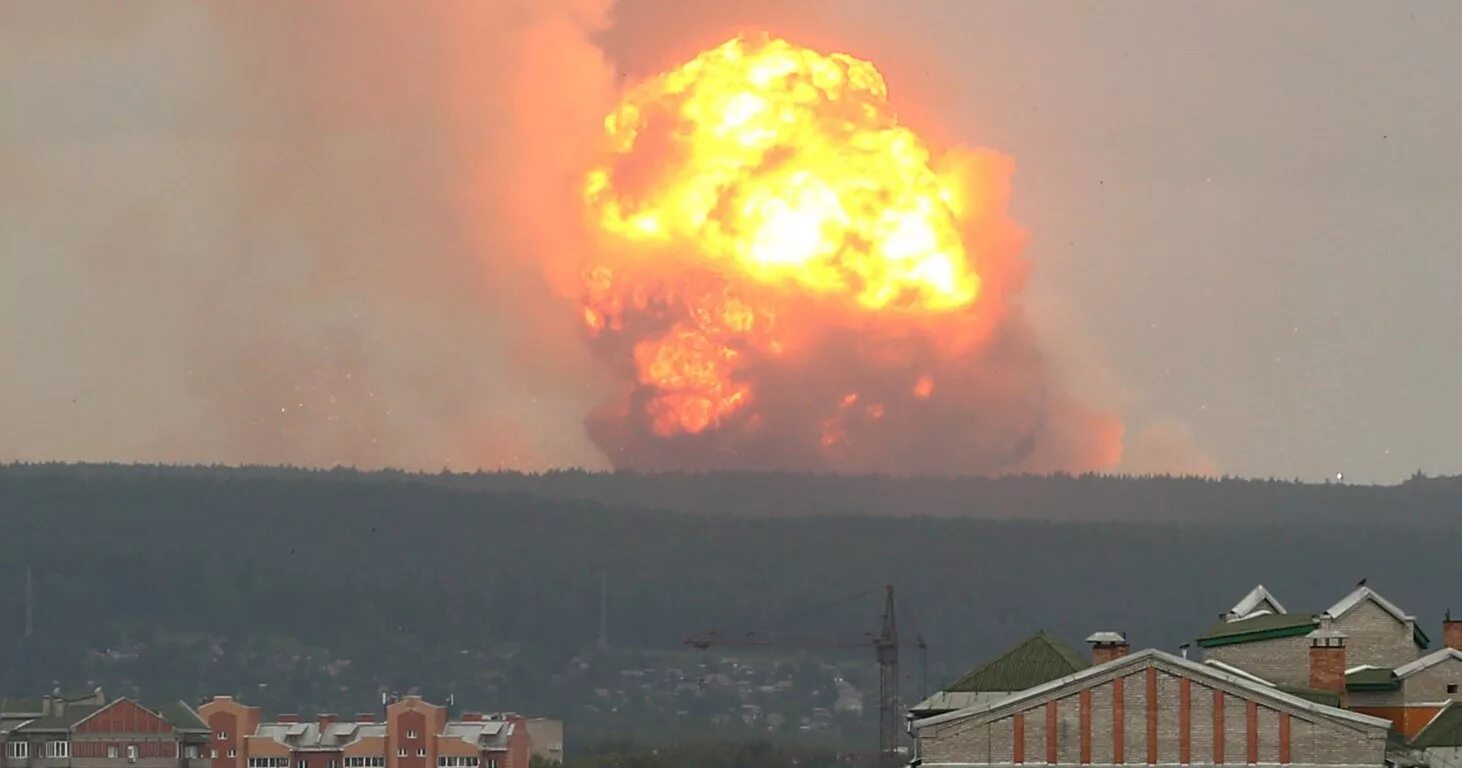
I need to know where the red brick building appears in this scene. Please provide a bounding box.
[196,698,529,768]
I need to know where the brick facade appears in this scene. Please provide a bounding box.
[1328,599,1420,670]
[1204,635,1312,687]
[915,651,1390,768]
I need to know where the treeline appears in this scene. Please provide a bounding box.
[1,465,1461,741]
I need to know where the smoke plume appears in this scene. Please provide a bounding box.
[1,2,1133,475]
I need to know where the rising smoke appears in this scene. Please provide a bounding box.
[1,2,1203,475]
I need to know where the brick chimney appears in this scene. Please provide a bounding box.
[1308,629,1348,703]
[1445,611,1462,651]
[459,712,484,722]
[277,714,299,724]
[317,714,337,731]
[355,714,376,724]
[1087,631,1130,665]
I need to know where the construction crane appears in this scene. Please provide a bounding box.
[685,584,925,768]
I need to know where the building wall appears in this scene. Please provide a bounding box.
[1203,635,1311,687]
[386,699,444,768]
[198,698,259,768]
[522,720,562,765]
[1332,600,1420,669]
[918,660,1389,768]
[1403,658,1462,704]
[500,721,529,768]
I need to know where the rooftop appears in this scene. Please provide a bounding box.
[942,631,1090,694]
[1412,702,1462,748]
[1196,612,1319,648]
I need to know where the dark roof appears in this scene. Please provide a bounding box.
[15,705,102,732]
[12,699,205,733]
[1195,613,1319,648]
[158,701,208,731]
[1412,703,1462,748]
[944,631,1089,692]
[0,698,43,716]
[1274,685,1342,708]
[1346,667,1400,691]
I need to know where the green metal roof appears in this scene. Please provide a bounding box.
[944,631,1090,692]
[1196,613,1319,648]
[158,701,208,731]
[14,705,102,732]
[1274,685,1343,708]
[1414,625,1431,649]
[1346,667,1400,691]
[1412,704,1462,748]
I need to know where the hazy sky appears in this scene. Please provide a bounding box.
[3,2,1460,482]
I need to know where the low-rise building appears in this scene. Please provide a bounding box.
[196,698,530,768]
[0,691,210,768]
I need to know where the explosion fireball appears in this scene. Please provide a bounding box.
[577,35,1122,473]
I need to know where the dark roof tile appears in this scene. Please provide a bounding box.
[944,631,1089,693]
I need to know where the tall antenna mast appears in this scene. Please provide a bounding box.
[25,564,33,639]
[597,572,609,652]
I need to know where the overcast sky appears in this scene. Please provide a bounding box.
[3,2,1459,482]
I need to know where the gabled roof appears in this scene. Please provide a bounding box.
[1228,585,1287,620]
[941,631,1089,694]
[914,648,1391,732]
[1412,701,1462,748]
[1196,612,1319,647]
[1273,685,1343,708]
[1325,586,1430,648]
[1395,647,1462,679]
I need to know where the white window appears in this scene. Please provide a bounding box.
[296,760,308,768]
[217,732,228,741]
[108,746,121,759]
[415,750,426,758]
[405,731,418,741]
[8,742,30,759]
[185,746,200,759]
[396,751,406,759]
[329,761,338,768]
[248,759,288,768]
[46,742,70,759]
[127,745,139,761]
[228,751,238,759]
[346,757,384,767]
[211,750,219,760]
[486,759,496,768]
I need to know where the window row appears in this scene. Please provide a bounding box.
[249,758,289,768]
[437,757,479,767]
[345,757,385,767]
[394,749,427,758]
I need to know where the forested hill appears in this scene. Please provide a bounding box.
[2,464,1461,744]
[7,462,1462,524]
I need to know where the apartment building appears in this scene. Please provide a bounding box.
[196,697,529,768]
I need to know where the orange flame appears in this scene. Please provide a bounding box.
[575,35,1122,473]
[582,36,985,436]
